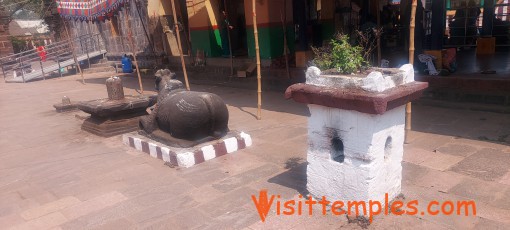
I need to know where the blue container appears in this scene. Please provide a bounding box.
[122,55,133,73]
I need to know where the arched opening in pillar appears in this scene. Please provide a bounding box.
[384,136,393,162]
[331,135,344,163]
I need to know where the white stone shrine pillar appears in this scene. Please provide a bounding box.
[285,65,428,206]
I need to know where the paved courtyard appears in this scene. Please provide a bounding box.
[1,73,510,229]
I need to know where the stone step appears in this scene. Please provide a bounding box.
[422,88,510,107]
[90,62,112,68]
[415,98,510,114]
[82,66,115,74]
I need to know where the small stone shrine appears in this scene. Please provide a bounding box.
[123,69,252,168]
[77,76,156,137]
[53,96,77,112]
[285,65,428,209]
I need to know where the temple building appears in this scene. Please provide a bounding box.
[0,6,14,58]
[52,0,508,77]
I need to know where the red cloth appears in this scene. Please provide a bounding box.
[37,46,47,62]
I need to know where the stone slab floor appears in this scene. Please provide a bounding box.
[1,73,510,230]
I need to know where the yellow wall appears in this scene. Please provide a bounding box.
[184,0,296,28]
[187,0,222,29]
[244,0,293,26]
[148,0,173,17]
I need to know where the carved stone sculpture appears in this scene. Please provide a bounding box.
[106,76,125,100]
[139,69,229,148]
[53,96,78,112]
[77,76,156,137]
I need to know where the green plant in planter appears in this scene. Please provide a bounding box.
[311,33,367,74]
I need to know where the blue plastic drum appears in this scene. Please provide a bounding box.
[122,55,133,73]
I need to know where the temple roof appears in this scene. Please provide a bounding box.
[56,0,130,22]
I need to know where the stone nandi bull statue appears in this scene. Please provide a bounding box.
[139,69,229,147]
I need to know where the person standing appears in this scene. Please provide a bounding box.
[36,44,47,62]
[220,10,234,57]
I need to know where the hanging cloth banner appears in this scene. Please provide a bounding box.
[56,0,129,22]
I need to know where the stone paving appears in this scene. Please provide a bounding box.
[1,73,510,229]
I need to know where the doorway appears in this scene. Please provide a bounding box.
[220,0,248,56]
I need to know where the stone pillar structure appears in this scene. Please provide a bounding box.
[106,76,125,100]
[244,0,294,59]
[285,66,428,209]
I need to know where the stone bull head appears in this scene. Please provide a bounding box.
[139,69,229,148]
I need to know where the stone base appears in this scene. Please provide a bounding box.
[122,131,252,168]
[53,103,78,113]
[306,104,405,207]
[81,113,145,137]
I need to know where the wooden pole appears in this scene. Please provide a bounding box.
[171,0,190,90]
[253,0,262,120]
[376,0,381,67]
[62,19,84,84]
[405,0,417,144]
[223,0,234,77]
[124,4,144,94]
[281,0,290,79]
[409,0,417,65]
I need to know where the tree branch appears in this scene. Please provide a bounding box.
[7,2,30,23]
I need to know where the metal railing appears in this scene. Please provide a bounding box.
[445,5,483,47]
[445,3,510,48]
[493,2,510,47]
[0,33,105,82]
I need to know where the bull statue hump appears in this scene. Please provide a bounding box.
[139,69,229,148]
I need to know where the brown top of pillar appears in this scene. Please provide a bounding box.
[285,82,428,115]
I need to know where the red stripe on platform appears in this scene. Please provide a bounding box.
[194,150,205,164]
[214,141,228,157]
[237,138,246,150]
[141,141,150,154]
[156,146,163,159]
[128,137,135,148]
[170,152,178,164]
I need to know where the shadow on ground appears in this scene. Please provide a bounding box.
[267,159,308,196]
[410,104,510,147]
[79,74,311,118]
[80,71,509,148]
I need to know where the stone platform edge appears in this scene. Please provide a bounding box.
[285,81,428,115]
[122,132,252,168]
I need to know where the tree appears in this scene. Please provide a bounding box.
[0,0,44,23]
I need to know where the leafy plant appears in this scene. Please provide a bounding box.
[311,33,366,74]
